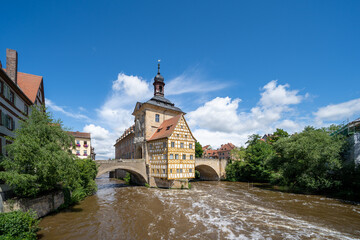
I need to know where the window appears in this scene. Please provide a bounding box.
[9,91,14,104]
[180,143,184,148]
[155,114,160,122]
[6,115,14,130]
[171,142,175,147]
[190,155,194,160]
[170,154,173,159]
[189,143,193,149]
[189,169,192,173]
[182,154,186,160]
[180,169,183,173]
[24,105,28,115]
[175,154,179,159]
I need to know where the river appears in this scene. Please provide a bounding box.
[38,175,360,239]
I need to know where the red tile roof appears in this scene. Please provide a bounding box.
[218,143,235,152]
[68,131,91,139]
[17,72,42,103]
[3,68,43,103]
[148,114,182,141]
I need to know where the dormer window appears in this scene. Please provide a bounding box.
[155,114,160,122]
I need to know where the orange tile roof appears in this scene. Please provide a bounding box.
[17,72,42,103]
[148,114,182,141]
[3,68,43,103]
[218,143,235,152]
[68,131,91,139]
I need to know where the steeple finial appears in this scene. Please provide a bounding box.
[157,59,161,74]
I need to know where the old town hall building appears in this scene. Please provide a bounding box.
[115,63,195,188]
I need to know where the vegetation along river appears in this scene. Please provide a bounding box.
[38,175,360,239]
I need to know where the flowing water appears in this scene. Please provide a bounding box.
[38,175,360,239]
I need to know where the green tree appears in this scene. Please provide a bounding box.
[269,128,289,143]
[271,126,346,192]
[0,106,79,197]
[195,142,203,158]
[230,146,246,161]
[226,135,275,182]
[246,134,261,146]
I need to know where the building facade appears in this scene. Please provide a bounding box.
[217,143,235,160]
[114,125,135,159]
[0,49,45,155]
[115,63,195,187]
[68,131,95,160]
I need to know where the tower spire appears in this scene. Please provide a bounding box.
[153,60,165,97]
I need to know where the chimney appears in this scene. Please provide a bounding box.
[6,49,18,84]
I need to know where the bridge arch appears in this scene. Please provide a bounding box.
[97,165,147,185]
[195,164,220,181]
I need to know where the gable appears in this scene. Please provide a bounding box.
[169,115,196,141]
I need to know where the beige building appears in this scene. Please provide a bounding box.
[0,49,45,155]
[115,63,195,185]
[68,131,95,160]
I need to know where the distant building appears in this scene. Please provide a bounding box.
[217,143,235,160]
[0,49,45,155]
[114,125,135,159]
[203,149,219,159]
[68,131,95,160]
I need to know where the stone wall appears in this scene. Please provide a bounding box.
[2,190,64,218]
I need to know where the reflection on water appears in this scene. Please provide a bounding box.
[38,175,360,239]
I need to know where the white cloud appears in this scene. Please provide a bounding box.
[188,80,307,148]
[166,69,227,95]
[260,80,303,106]
[83,124,116,159]
[46,98,90,121]
[314,98,360,122]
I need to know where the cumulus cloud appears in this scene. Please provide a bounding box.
[314,98,360,123]
[188,80,307,147]
[83,124,116,159]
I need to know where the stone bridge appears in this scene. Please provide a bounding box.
[96,158,228,184]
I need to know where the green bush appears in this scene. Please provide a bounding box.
[124,172,131,185]
[0,211,39,240]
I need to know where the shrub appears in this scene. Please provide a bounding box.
[0,210,39,240]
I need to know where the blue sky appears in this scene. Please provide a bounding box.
[1,0,360,159]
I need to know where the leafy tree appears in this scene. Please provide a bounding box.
[230,147,246,161]
[271,126,346,193]
[0,106,79,197]
[195,142,203,158]
[246,134,261,146]
[226,136,275,182]
[269,128,289,143]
